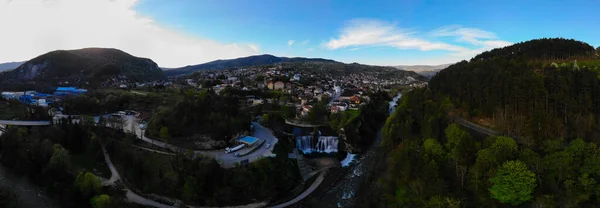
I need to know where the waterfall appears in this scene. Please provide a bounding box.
[296,135,339,154]
[296,136,313,154]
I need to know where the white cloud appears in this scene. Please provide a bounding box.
[300,40,310,45]
[429,25,511,49]
[288,40,296,46]
[325,19,511,61]
[0,0,259,67]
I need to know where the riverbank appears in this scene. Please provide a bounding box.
[295,93,402,207]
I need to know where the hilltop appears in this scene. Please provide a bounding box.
[164,54,338,76]
[0,48,164,87]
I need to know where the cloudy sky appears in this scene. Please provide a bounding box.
[1,0,598,67]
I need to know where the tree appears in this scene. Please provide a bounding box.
[423,138,445,160]
[596,46,600,55]
[261,113,269,125]
[49,144,71,170]
[489,160,537,206]
[75,172,102,197]
[90,194,111,208]
[159,126,170,142]
[445,123,472,187]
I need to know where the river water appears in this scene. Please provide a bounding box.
[323,93,402,208]
[0,164,60,208]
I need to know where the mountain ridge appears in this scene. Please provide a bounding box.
[0,48,164,87]
[0,61,25,72]
[164,54,339,76]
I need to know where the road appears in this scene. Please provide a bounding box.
[0,120,51,126]
[122,115,278,168]
[216,122,278,168]
[284,119,325,127]
[100,144,121,186]
[100,143,176,208]
[270,170,328,208]
[449,115,500,137]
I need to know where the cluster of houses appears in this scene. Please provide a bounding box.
[171,63,425,119]
[1,87,87,107]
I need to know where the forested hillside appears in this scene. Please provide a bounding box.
[0,48,164,86]
[373,38,600,207]
[430,38,600,144]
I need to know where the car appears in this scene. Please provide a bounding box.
[234,153,241,157]
[265,143,271,149]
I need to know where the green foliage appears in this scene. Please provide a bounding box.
[489,160,537,205]
[0,124,109,207]
[473,38,595,60]
[147,89,251,142]
[159,126,170,141]
[90,194,111,208]
[378,89,600,207]
[0,99,50,120]
[49,144,71,170]
[337,91,390,152]
[423,138,445,160]
[75,172,102,197]
[106,137,301,206]
[431,39,600,142]
[261,113,269,125]
[307,100,328,123]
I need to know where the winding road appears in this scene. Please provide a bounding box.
[270,170,328,208]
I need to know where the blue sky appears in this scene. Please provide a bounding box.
[1,0,599,67]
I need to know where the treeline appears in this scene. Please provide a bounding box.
[0,123,135,207]
[146,89,251,142]
[376,89,600,207]
[61,90,168,115]
[0,97,50,120]
[430,38,600,145]
[473,38,596,61]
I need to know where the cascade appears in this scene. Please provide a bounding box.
[296,135,339,154]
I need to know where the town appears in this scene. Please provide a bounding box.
[0,59,424,208]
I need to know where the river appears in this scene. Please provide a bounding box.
[0,164,60,208]
[308,93,402,208]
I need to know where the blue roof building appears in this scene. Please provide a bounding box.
[54,87,87,96]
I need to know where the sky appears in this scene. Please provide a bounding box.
[0,0,599,68]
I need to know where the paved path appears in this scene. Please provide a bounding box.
[270,170,328,208]
[100,144,121,186]
[285,119,325,128]
[0,120,51,126]
[100,143,176,208]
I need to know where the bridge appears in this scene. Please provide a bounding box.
[285,119,325,128]
[0,120,51,126]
